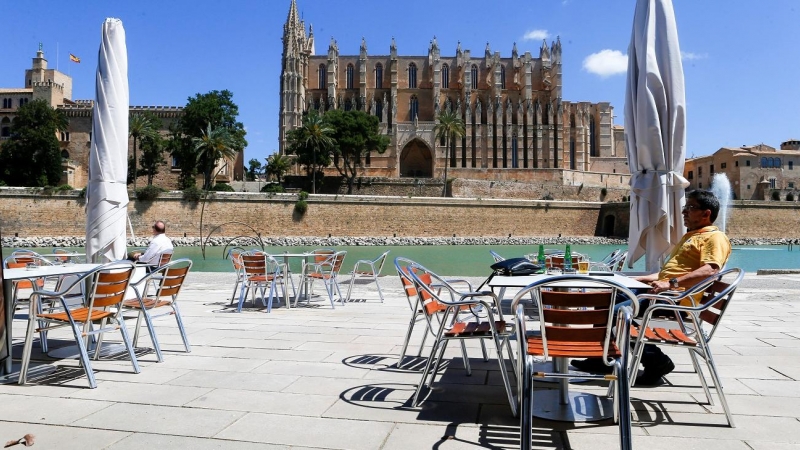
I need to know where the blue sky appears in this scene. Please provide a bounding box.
[2,0,800,163]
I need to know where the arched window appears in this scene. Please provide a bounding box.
[0,127,9,137]
[346,64,354,89]
[408,63,417,89]
[761,157,768,168]
[500,65,506,89]
[410,95,419,120]
[441,64,449,89]
[375,100,383,119]
[375,63,383,89]
[775,157,782,168]
[471,65,478,89]
[570,114,576,128]
[318,64,326,89]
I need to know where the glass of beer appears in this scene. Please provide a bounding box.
[577,260,590,274]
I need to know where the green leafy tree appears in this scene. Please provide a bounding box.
[0,99,68,186]
[164,122,196,189]
[323,109,390,194]
[128,112,159,191]
[434,110,465,197]
[192,124,237,190]
[176,90,247,190]
[246,158,262,181]
[139,133,166,185]
[285,111,334,193]
[265,153,292,183]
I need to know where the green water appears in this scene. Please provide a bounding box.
[5,244,798,275]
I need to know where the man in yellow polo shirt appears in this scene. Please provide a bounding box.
[573,190,731,385]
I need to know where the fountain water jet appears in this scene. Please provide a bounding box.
[710,173,733,232]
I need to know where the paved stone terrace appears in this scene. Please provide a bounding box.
[1,271,800,449]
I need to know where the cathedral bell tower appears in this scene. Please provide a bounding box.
[279,0,314,155]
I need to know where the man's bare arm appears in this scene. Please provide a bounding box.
[648,263,721,293]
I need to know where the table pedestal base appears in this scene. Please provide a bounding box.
[0,363,57,385]
[532,389,613,422]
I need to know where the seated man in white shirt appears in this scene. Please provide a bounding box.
[128,221,173,265]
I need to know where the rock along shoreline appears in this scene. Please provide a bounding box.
[2,235,798,248]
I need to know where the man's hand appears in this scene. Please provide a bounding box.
[649,280,672,293]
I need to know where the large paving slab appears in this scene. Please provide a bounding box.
[2,270,800,449]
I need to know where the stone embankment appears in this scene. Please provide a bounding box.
[3,235,800,248]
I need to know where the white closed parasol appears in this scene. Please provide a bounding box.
[624,0,689,271]
[86,18,129,263]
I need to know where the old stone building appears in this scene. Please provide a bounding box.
[279,0,629,188]
[684,141,800,200]
[0,47,243,189]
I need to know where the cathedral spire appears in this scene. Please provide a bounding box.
[286,0,300,27]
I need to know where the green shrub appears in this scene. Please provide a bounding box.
[136,185,165,201]
[210,183,235,192]
[78,187,87,198]
[182,186,203,202]
[56,184,73,192]
[260,183,285,193]
[771,190,781,201]
[787,192,795,201]
[600,187,608,197]
[294,199,308,215]
[298,190,309,201]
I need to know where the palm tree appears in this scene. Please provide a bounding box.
[291,111,334,194]
[129,114,157,191]
[192,123,237,190]
[265,153,291,183]
[434,110,465,197]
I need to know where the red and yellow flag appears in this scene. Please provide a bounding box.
[69,53,80,63]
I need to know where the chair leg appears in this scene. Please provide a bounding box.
[689,348,714,406]
[374,275,384,303]
[140,309,164,363]
[417,327,428,357]
[414,339,448,407]
[132,310,144,348]
[493,335,518,416]
[236,282,248,313]
[116,315,141,375]
[229,278,241,305]
[345,273,356,303]
[460,340,472,376]
[72,323,98,389]
[93,317,109,361]
[18,313,39,385]
[617,359,633,450]
[519,357,533,450]
[480,340,489,362]
[398,312,419,367]
[703,347,735,427]
[172,303,191,353]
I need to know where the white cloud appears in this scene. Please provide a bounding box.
[583,49,628,78]
[681,51,708,61]
[522,29,549,41]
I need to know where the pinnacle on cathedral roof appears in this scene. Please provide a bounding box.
[286,0,299,25]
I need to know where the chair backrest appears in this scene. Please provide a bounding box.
[87,262,135,309]
[372,251,390,275]
[511,275,639,362]
[601,249,621,264]
[5,261,45,289]
[149,259,192,299]
[547,255,581,269]
[611,251,628,271]
[690,268,744,341]
[395,257,439,315]
[157,251,173,267]
[53,248,71,263]
[330,251,347,273]
[241,252,267,276]
[228,248,245,271]
[312,248,336,264]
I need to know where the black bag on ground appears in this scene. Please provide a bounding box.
[490,257,542,276]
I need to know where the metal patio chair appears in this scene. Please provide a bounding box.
[407,261,517,416]
[18,261,140,389]
[345,250,390,303]
[512,275,639,450]
[122,259,193,362]
[237,251,290,312]
[301,250,347,308]
[629,268,744,427]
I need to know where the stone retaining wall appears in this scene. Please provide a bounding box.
[0,188,799,240]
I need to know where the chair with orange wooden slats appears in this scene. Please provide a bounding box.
[18,260,140,388]
[407,261,517,417]
[511,275,639,450]
[629,267,743,427]
[300,250,347,308]
[121,259,193,362]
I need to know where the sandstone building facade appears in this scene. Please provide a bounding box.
[684,141,800,200]
[278,0,630,188]
[0,47,243,189]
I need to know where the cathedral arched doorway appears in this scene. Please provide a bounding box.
[399,139,433,178]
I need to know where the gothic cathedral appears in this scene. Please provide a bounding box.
[278,0,627,182]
